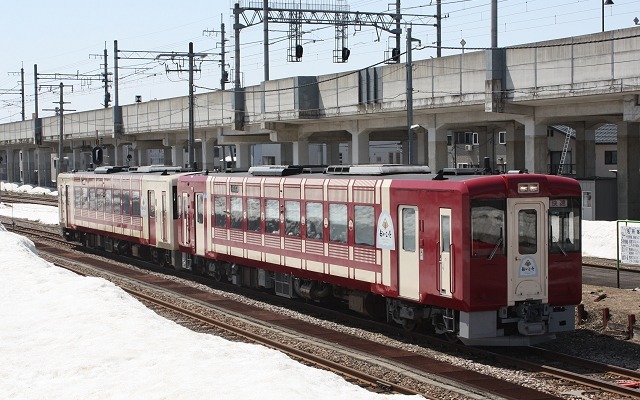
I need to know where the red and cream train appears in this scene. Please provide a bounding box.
[58,164,582,345]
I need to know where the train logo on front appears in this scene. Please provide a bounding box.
[376,211,395,250]
[518,256,538,277]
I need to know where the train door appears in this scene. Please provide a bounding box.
[398,205,419,300]
[439,208,453,297]
[507,199,548,304]
[161,191,167,242]
[182,193,190,245]
[148,191,156,246]
[63,185,71,225]
[195,193,205,255]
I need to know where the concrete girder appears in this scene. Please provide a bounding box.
[623,95,640,122]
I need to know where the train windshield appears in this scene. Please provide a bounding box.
[471,199,506,258]
[548,198,581,254]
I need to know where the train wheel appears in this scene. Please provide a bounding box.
[151,249,160,265]
[402,319,418,332]
[445,331,459,343]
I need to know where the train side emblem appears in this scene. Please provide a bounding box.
[518,255,538,277]
[376,211,395,250]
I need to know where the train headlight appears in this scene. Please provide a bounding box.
[518,183,540,194]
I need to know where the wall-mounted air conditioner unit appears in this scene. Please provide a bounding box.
[464,144,473,151]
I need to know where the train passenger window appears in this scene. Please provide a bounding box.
[132,191,141,217]
[471,199,505,257]
[74,187,81,208]
[403,208,416,252]
[518,209,537,255]
[113,190,121,214]
[105,189,112,213]
[214,196,227,227]
[122,191,131,215]
[96,188,104,212]
[89,189,96,211]
[285,201,300,237]
[230,197,243,229]
[549,197,581,253]
[265,199,280,234]
[196,194,204,224]
[355,205,375,246]
[329,204,347,243]
[82,187,89,210]
[149,191,156,218]
[305,202,323,240]
[247,198,261,232]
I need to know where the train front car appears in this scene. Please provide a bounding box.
[459,174,582,345]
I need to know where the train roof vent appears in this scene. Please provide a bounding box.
[249,165,304,176]
[325,164,431,175]
[94,166,128,174]
[442,167,482,176]
[130,165,186,173]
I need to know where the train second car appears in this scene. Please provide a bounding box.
[174,165,582,346]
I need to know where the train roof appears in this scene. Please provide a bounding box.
[60,165,197,177]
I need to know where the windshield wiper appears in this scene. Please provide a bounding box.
[488,236,503,260]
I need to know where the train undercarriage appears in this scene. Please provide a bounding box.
[64,228,574,346]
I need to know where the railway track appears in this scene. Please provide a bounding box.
[0,191,58,206]
[5,222,639,399]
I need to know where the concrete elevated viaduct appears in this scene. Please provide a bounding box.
[1,27,639,218]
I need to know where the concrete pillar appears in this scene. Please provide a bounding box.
[163,148,172,166]
[416,129,427,165]
[523,117,547,173]
[505,122,526,171]
[6,149,15,182]
[574,122,596,179]
[350,130,370,164]
[136,149,148,166]
[292,140,309,165]
[103,145,114,166]
[172,145,185,168]
[327,142,341,165]
[236,143,251,170]
[280,143,294,165]
[427,126,448,172]
[36,147,48,187]
[200,138,216,171]
[616,122,640,219]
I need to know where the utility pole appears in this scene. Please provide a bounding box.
[42,83,74,177]
[436,0,442,57]
[203,15,229,89]
[2,67,25,121]
[406,26,421,165]
[263,0,269,81]
[188,42,195,169]
[34,64,38,119]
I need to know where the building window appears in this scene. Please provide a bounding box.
[447,134,452,146]
[604,150,617,165]
[472,132,479,145]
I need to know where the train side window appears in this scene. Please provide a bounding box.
[113,190,121,214]
[132,191,140,217]
[518,209,537,255]
[247,198,261,232]
[305,202,323,240]
[74,187,81,208]
[285,201,300,237]
[82,187,89,210]
[549,197,581,253]
[355,205,374,246]
[265,199,280,234]
[230,197,243,229]
[105,189,112,213]
[96,188,104,212]
[403,208,416,252]
[149,191,156,218]
[214,196,227,228]
[471,199,505,257]
[122,190,131,215]
[89,188,96,211]
[196,194,204,224]
[329,203,347,243]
